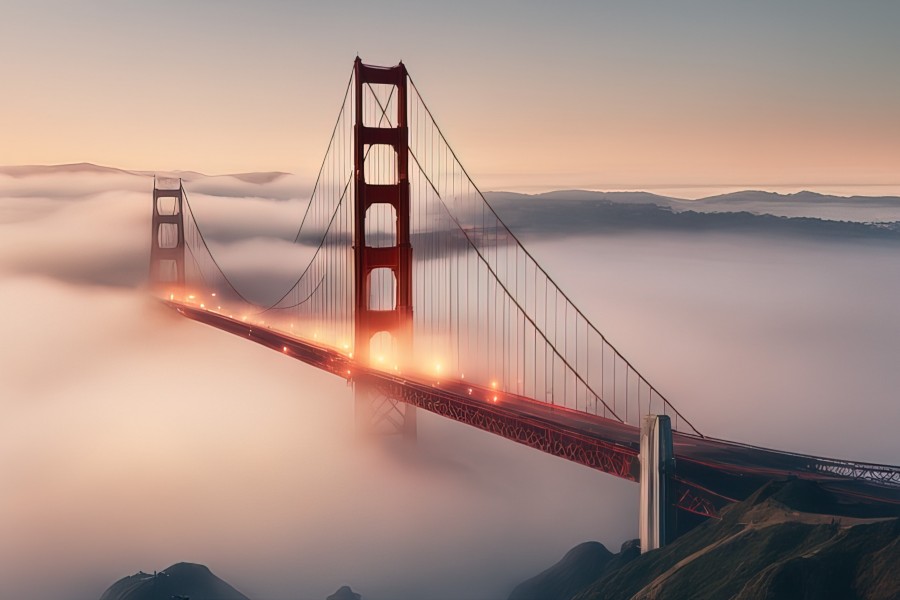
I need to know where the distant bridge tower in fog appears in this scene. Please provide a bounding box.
[148,58,900,547]
[150,178,185,294]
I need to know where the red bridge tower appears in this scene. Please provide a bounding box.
[352,58,416,437]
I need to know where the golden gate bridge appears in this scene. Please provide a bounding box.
[149,58,900,547]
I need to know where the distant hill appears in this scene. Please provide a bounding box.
[687,189,900,222]
[0,162,137,178]
[226,172,290,184]
[133,169,291,184]
[99,562,250,600]
[485,191,900,242]
[509,479,900,600]
[0,162,290,184]
[700,189,900,206]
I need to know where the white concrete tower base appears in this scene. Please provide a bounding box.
[639,414,675,553]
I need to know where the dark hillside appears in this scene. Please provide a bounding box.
[99,562,249,600]
[510,480,900,600]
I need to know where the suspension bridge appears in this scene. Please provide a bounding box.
[149,58,900,547]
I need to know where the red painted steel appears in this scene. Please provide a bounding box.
[368,375,640,480]
[352,57,412,365]
[353,58,415,435]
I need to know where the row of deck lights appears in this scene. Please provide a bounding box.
[168,288,504,403]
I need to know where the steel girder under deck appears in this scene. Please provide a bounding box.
[364,374,639,480]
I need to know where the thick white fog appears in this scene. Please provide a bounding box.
[523,233,900,463]
[1,167,899,600]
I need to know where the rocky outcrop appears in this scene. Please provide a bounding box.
[326,585,362,600]
[508,540,639,600]
[99,562,249,600]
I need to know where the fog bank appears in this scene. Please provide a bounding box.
[2,167,899,600]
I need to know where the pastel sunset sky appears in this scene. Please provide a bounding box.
[2,1,898,193]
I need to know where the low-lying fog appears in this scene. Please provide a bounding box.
[1,166,899,600]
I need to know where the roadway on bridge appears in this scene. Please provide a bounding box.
[169,301,900,518]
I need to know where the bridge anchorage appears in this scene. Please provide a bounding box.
[150,58,900,549]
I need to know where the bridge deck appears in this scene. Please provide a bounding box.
[169,301,900,518]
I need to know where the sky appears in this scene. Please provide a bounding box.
[2,1,900,192]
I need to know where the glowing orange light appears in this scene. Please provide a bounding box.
[467,388,473,395]
[211,292,216,297]
[169,293,174,301]
[200,303,205,309]
[491,381,498,389]
[492,395,498,402]
[283,346,288,353]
